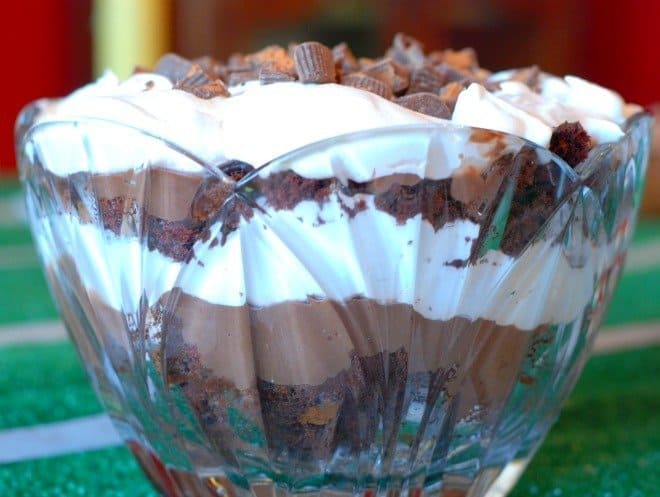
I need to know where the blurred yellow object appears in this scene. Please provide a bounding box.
[93,0,171,79]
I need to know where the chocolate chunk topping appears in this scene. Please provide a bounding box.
[332,42,359,75]
[549,121,592,167]
[441,47,478,72]
[294,42,336,84]
[396,93,451,118]
[408,65,446,94]
[341,73,392,100]
[227,53,251,72]
[146,34,618,144]
[510,66,541,91]
[176,80,230,99]
[435,63,469,85]
[154,53,197,83]
[247,46,294,70]
[176,64,212,87]
[227,70,259,87]
[386,33,425,68]
[156,55,230,99]
[437,81,464,113]
[192,55,226,80]
[259,63,297,85]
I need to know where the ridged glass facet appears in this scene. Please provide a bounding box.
[17,114,652,497]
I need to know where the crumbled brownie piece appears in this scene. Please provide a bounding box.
[98,196,125,235]
[219,160,255,182]
[549,121,592,167]
[260,171,333,210]
[190,176,233,226]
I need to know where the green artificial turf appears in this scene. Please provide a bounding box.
[0,342,100,430]
[633,217,660,244]
[0,447,157,497]
[511,346,660,497]
[0,343,658,497]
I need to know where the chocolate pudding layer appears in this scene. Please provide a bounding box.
[165,292,538,461]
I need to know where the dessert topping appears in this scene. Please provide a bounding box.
[341,73,392,100]
[408,65,447,94]
[154,53,230,98]
[293,42,337,84]
[549,121,592,167]
[332,42,359,75]
[396,93,451,118]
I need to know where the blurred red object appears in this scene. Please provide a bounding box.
[582,0,660,108]
[0,2,91,173]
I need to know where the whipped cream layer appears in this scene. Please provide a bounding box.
[31,70,636,180]
[37,191,609,330]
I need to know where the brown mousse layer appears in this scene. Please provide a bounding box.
[165,292,543,460]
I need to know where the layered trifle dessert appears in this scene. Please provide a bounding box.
[18,34,650,497]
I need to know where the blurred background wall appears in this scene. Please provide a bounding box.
[2,0,658,181]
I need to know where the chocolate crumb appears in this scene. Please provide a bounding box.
[177,80,229,99]
[408,65,446,94]
[510,65,541,91]
[341,73,392,99]
[387,33,425,68]
[332,42,359,75]
[339,198,367,218]
[294,42,336,84]
[549,121,592,167]
[259,63,297,85]
[438,81,464,112]
[441,47,478,72]
[396,93,451,118]
[176,64,212,87]
[154,53,196,83]
[247,45,295,72]
[227,70,259,87]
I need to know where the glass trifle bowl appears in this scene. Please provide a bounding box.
[17,110,651,497]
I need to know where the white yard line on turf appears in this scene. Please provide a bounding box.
[0,320,67,346]
[0,244,38,270]
[0,414,121,464]
[624,238,660,273]
[0,193,26,227]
